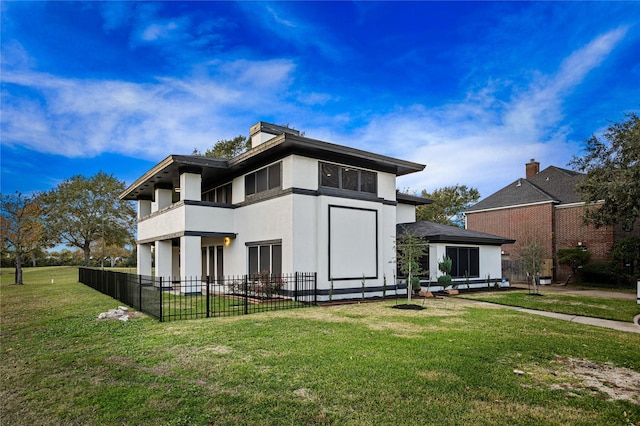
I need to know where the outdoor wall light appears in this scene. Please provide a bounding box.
[224,237,232,246]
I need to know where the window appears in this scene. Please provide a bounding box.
[203,182,232,203]
[248,241,282,276]
[321,163,339,188]
[245,162,281,196]
[319,162,377,195]
[396,249,429,278]
[446,246,479,278]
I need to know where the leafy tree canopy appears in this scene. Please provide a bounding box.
[610,236,640,275]
[194,135,251,159]
[0,192,46,284]
[40,172,136,266]
[569,112,640,230]
[416,184,480,227]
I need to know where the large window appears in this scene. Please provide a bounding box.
[446,246,479,278]
[203,183,232,203]
[245,163,281,196]
[248,241,282,276]
[320,162,377,195]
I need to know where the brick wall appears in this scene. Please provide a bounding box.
[467,202,617,283]
[466,203,554,282]
[554,205,614,282]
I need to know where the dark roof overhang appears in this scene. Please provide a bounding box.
[397,221,516,246]
[121,132,426,201]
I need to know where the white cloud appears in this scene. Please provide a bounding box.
[352,27,629,198]
[1,59,297,159]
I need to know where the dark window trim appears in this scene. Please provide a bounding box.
[446,246,480,278]
[319,162,377,195]
[246,240,283,275]
[245,162,282,198]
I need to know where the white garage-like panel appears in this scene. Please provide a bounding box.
[329,205,378,280]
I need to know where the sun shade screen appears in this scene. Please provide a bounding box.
[329,206,377,279]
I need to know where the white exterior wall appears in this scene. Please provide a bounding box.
[312,195,397,300]
[138,204,234,242]
[226,195,294,275]
[479,245,503,281]
[396,203,416,224]
[426,243,505,290]
[289,155,319,190]
[378,171,397,200]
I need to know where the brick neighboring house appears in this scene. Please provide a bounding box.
[464,159,639,283]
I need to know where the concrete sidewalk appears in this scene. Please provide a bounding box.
[454,298,640,334]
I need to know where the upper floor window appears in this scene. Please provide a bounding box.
[203,183,232,203]
[320,162,377,195]
[245,162,281,196]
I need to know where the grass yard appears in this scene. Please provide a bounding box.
[456,290,640,323]
[1,267,640,425]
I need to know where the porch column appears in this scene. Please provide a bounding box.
[154,184,173,212]
[137,198,151,219]
[180,235,202,294]
[137,243,152,277]
[155,240,173,281]
[179,167,202,202]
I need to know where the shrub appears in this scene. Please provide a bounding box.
[581,261,633,288]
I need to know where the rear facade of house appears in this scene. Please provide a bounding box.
[120,122,427,299]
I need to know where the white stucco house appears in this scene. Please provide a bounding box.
[397,221,516,291]
[120,122,430,299]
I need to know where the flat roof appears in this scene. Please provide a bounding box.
[121,132,425,200]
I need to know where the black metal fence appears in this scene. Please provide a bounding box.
[79,268,317,322]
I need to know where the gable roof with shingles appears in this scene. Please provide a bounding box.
[465,166,584,213]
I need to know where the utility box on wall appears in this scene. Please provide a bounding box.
[540,258,553,284]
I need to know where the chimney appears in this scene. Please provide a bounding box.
[249,121,301,149]
[526,158,540,180]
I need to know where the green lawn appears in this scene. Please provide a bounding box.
[456,290,640,323]
[1,267,639,425]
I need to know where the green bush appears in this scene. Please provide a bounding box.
[581,261,634,288]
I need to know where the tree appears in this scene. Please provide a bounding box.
[416,185,480,227]
[557,248,591,285]
[395,229,428,305]
[610,237,640,276]
[40,172,136,266]
[518,239,544,295]
[197,135,251,159]
[569,112,640,230]
[0,192,45,284]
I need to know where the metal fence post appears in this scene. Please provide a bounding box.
[294,272,299,302]
[159,277,163,322]
[243,275,248,315]
[206,275,210,318]
[138,274,143,312]
[314,272,318,305]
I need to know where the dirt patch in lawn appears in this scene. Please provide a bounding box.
[527,356,640,403]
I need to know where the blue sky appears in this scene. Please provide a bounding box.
[2,1,639,200]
